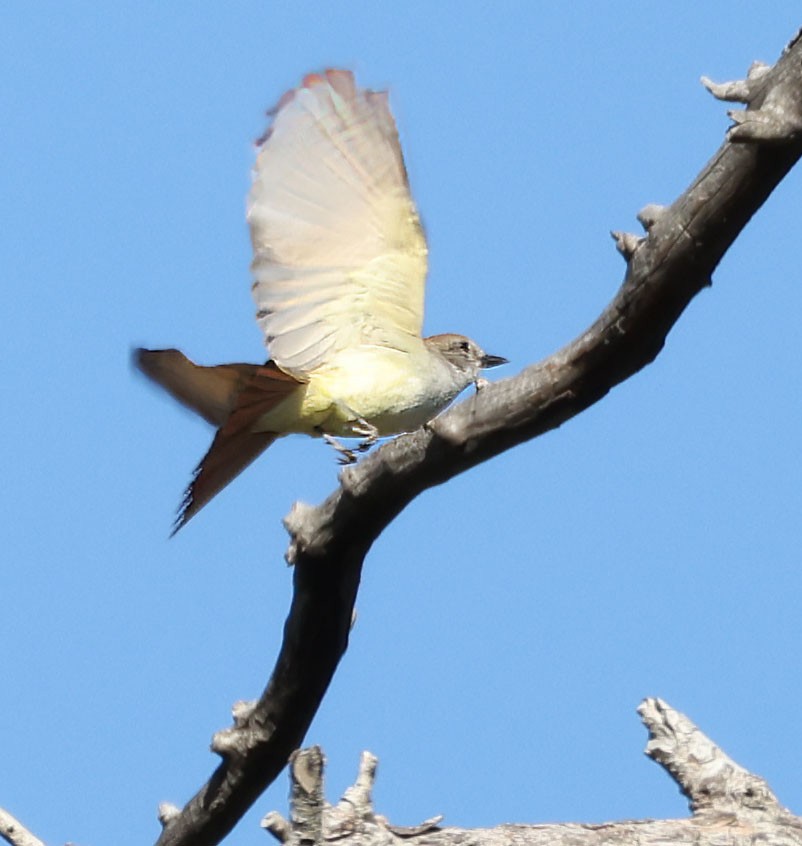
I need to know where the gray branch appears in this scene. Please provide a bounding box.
[149,26,802,846]
[702,31,802,143]
[6,24,802,846]
[262,700,802,846]
[0,810,46,846]
[638,698,785,817]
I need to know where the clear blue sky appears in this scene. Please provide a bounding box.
[2,3,801,844]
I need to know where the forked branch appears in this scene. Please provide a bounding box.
[261,699,802,846]
[149,27,802,846]
[4,26,802,846]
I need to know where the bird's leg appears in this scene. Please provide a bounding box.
[474,376,490,392]
[323,433,359,465]
[349,417,380,453]
[320,417,380,465]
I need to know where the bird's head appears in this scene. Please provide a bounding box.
[425,333,507,390]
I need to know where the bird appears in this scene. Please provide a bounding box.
[135,69,506,532]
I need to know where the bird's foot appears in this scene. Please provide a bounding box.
[350,418,379,450]
[323,434,359,464]
[323,419,380,465]
[474,376,490,392]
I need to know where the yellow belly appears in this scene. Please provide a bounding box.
[253,345,461,438]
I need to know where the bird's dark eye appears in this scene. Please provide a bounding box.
[459,341,469,352]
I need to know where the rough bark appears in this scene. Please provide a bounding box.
[147,27,802,846]
[0,811,45,846]
[3,25,802,846]
[261,700,802,846]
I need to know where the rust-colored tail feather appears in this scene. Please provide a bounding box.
[174,428,278,534]
[134,348,262,427]
[134,349,302,532]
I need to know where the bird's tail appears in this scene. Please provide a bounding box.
[175,422,278,534]
[133,349,299,532]
[134,348,262,427]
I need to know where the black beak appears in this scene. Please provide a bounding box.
[480,353,508,369]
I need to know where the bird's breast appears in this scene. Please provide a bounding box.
[299,344,463,437]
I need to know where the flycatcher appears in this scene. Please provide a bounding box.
[136,69,506,531]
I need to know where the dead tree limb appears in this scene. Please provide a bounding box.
[261,699,802,846]
[5,26,801,846]
[0,810,46,846]
[146,26,802,846]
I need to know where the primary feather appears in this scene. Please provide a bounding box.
[248,69,428,378]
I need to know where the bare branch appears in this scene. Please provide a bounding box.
[264,702,802,846]
[158,804,182,828]
[703,29,802,142]
[337,751,378,818]
[152,28,802,846]
[0,809,46,846]
[261,812,291,844]
[638,697,785,817]
[635,203,667,232]
[610,229,643,259]
[287,747,326,844]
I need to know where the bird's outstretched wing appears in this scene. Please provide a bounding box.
[248,69,428,379]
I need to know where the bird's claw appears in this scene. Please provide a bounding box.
[323,419,379,464]
[350,418,379,442]
[324,433,376,465]
[324,434,356,463]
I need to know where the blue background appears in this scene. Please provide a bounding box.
[2,3,801,844]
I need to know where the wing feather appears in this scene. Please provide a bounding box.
[248,69,427,378]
